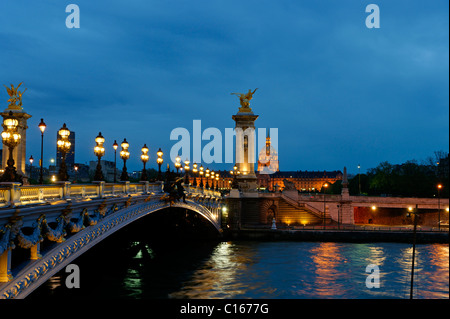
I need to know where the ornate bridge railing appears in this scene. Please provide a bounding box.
[0,181,223,298]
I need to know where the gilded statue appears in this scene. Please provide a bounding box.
[231,88,258,111]
[4,82,27,109]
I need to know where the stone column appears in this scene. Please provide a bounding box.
[232,109,258,191]
[0,249,12,282]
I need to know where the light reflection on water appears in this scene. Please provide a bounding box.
[165,242,449,299]
[31,241,449,299]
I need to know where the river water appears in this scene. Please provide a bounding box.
[30,240,449,299]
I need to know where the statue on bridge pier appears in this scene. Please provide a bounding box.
[162,177,187,204]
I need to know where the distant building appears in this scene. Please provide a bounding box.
[89,160,118,182]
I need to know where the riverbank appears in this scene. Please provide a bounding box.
[224,228,449,244]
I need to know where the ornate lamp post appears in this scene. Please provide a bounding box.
[29,155,34,180]
[38,118,46,184]
[156,148,163,181]
[93,132,105,181]
[192,162,198,187]
[74,164,78,183]
[322,182,329,229]
[184,158,190,185]
[205,168,210,189]
[0,112,21,182]
[113,140,118,183]
[199,165,204,188]
[231,164,240,189]
[120,138,130,181]
[215,173,220,191]
[437,184,443,230]
[211,171,215,190]
[57,123,71,182]
[140,144,149,181]
[174,155,181,175]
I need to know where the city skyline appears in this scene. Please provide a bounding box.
[1,0,448,174]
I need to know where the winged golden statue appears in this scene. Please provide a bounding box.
[4,82,27,109]
[231,88,258,110]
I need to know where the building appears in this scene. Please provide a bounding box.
[89,160,118,182]
[258,170,342,192]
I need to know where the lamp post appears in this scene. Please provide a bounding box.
[199,165,204,188]
[175,155,181,175]
[93,132,105,181]
[437,184,442,230]
[211,171,215,190]
[38,118,46,184]
[358,164,361,195]
[408,205,419,299]
[156,148,163,181]
[0,112,22,182]
[184,159,190,185]
[120,138,130,181]
[140,144,149,181]
[192,162,198,187]
[29,155,34,181]
[57,123,71,182]
[74,164,78,183]
[231,164,240,189]
[215,173,220,191]
[322,182,329,230]
[113,140,118,183]
[205,168,210,189]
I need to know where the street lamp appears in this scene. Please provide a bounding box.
[174,155,181,175]
[38,118,46,184]
[199,165,204,188]
[113,140,118,183]
[0,112,21,182]
[120,138,130,181]
[358,164,361,195]
[184,158,190,185]
[74,164,78,183]
[215,173,220,191]
[156,148,163,181]
[205,168,210,189]
[140,144,149,181]
[437,184,443,230]
[57,123,71,182]
[192,162,198,187]
[29,155,34,181]
[93,132,105,181]
[211,171,215,190]
[322,182,329,229]
[231,164,240,189]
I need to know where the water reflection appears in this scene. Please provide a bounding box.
[30,241,449,299]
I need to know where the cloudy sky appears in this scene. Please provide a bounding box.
[0,0,448,173]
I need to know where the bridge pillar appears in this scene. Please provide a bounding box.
[121,181,130,194]
[0,249,12,283]
[93,181,105,198]
[56,181,71,199]
[0,182,22,206]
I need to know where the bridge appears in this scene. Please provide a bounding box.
[0,181,223,299]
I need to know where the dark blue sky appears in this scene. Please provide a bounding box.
[1,0,448,173]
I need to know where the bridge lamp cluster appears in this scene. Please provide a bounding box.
[174,155,182,174]
[93,132,105,181]
[156,148,163,181]
[140,144,149,181]
[0,111,21,182]
[184,159,190,185]
[120,138,130,181]
[57,123,71,182]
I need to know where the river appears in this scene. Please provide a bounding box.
[29,239,449,299]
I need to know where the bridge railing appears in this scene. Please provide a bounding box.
[0,181,165,208]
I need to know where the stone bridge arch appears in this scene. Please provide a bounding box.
[0,197,222,299]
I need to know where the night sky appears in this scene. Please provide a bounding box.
[1,0,448,173]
